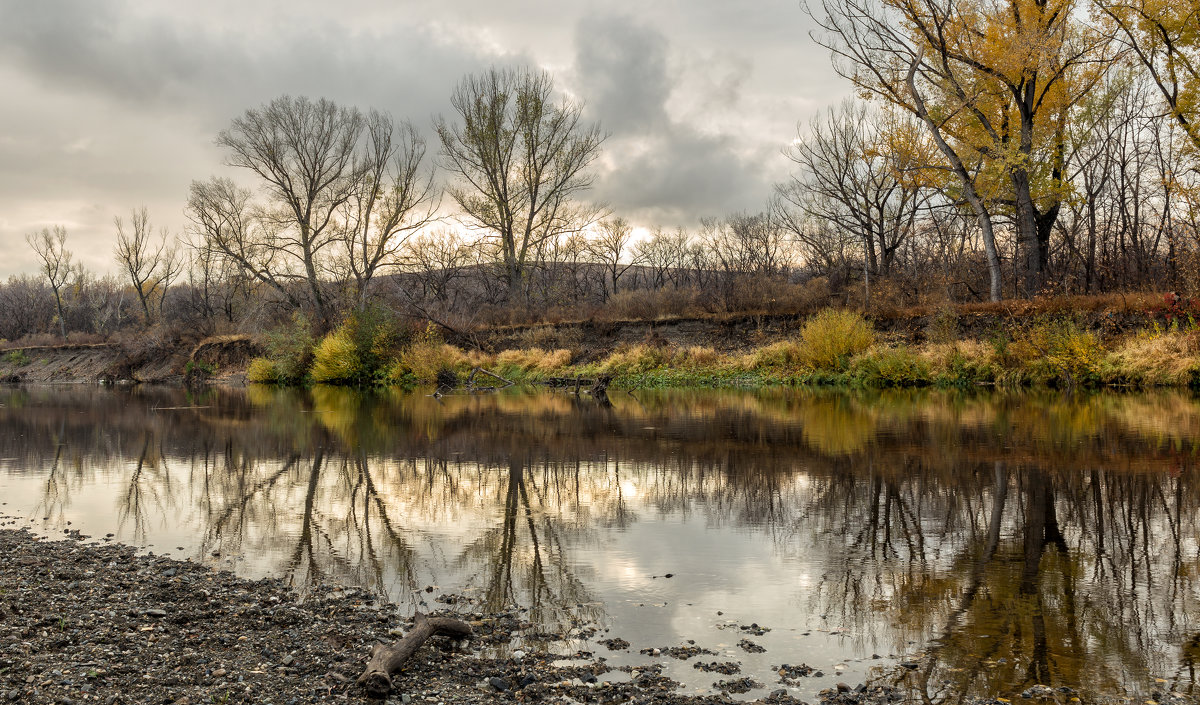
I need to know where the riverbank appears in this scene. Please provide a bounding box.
[2,295,1196,390]
[0,525,925,705]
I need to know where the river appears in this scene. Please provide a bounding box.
[1,384,1197,702]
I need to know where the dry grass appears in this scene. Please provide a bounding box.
[496,347,574,374]
[1106,330,1200,386]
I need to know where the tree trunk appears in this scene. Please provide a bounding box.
[357,613,473,699]
[1013,168,1044,296]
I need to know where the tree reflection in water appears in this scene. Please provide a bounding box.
[3,385,1200,698]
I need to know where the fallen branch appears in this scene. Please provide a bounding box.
[357,613,472,699]
[466,367,513,391]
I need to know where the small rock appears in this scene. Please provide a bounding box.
[145,609,168,618]
[489,677,510,692]
[281,654,295,666]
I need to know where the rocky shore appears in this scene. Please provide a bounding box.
[0,526,1191,705]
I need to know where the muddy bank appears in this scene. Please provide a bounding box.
[0,336,257,386]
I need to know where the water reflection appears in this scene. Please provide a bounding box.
[2,385,1199,700]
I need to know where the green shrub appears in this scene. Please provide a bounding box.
[3,350,31,366]
[797,309,876,371]
[850,346,931,387]
[261,313,315,384]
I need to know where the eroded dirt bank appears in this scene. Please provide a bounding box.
[0,336,258,386]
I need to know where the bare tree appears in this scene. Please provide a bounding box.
[780,100,928,277]
[436,66,605,301]
[25,226,75,338]
[114,207,180,324]
[209,95,366,325]
[586,217,642,299]
[339,113,438,310]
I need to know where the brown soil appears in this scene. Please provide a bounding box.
[0,336,260,386]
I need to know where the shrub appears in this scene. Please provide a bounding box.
[496,348,573,376]
[311,328,360,384]
[849,346,931,387]
[747,341,805,369]
[311,306,408,386]
[261,313,315,384]
[393,326,485,383]
[3,350,30,366]
[247,358,281,384]
[925,305,959,345]
[676,346,723,368]
[1105,329,1200,386]
[595,344,673,375]
[796,309,876,371]
[1008,319,1104,386]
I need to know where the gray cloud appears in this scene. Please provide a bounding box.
[0,0,843,277]
[576,15,781,225]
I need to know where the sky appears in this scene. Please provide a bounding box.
[0,0,846,278]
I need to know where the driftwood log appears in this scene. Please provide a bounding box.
[357,613,473,698]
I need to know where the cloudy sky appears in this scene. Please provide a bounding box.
[0,0,846,278]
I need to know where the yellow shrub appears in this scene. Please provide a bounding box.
[396,341,470,382]
[676,346,723,368]
[797,309,875,370]
[1008,320,1104,385]
[597,344,672,374]
[310,328,360,384]
[246,357,280,384]
[748,341,805,369]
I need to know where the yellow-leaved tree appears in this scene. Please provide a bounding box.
[810,0,1112,297]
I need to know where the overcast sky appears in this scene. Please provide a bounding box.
[0,0,846,278]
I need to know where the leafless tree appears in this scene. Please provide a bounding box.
[338,113,438,311]
[436,66,605,301]
[25,226,75,338]
[114,207,180,324]
[586,217,642,299]
[780,100,928,277]
[206,95,366,325]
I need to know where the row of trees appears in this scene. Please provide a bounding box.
[798,0,1200,301]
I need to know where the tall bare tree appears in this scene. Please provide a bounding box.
[338,113,438,310]
[114,207,180,324]
[25,226,75,338]
[205,95,366,325]
[435,66,605,301]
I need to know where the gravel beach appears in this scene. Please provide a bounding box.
[4,526,1192,705]
[0,527,897,705]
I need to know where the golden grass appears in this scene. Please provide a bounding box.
[496,347,573,374]
[1106,330,1200,386]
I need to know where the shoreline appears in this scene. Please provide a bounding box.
[0,526,904,705]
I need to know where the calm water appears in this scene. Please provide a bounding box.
[2,384,1199,701]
